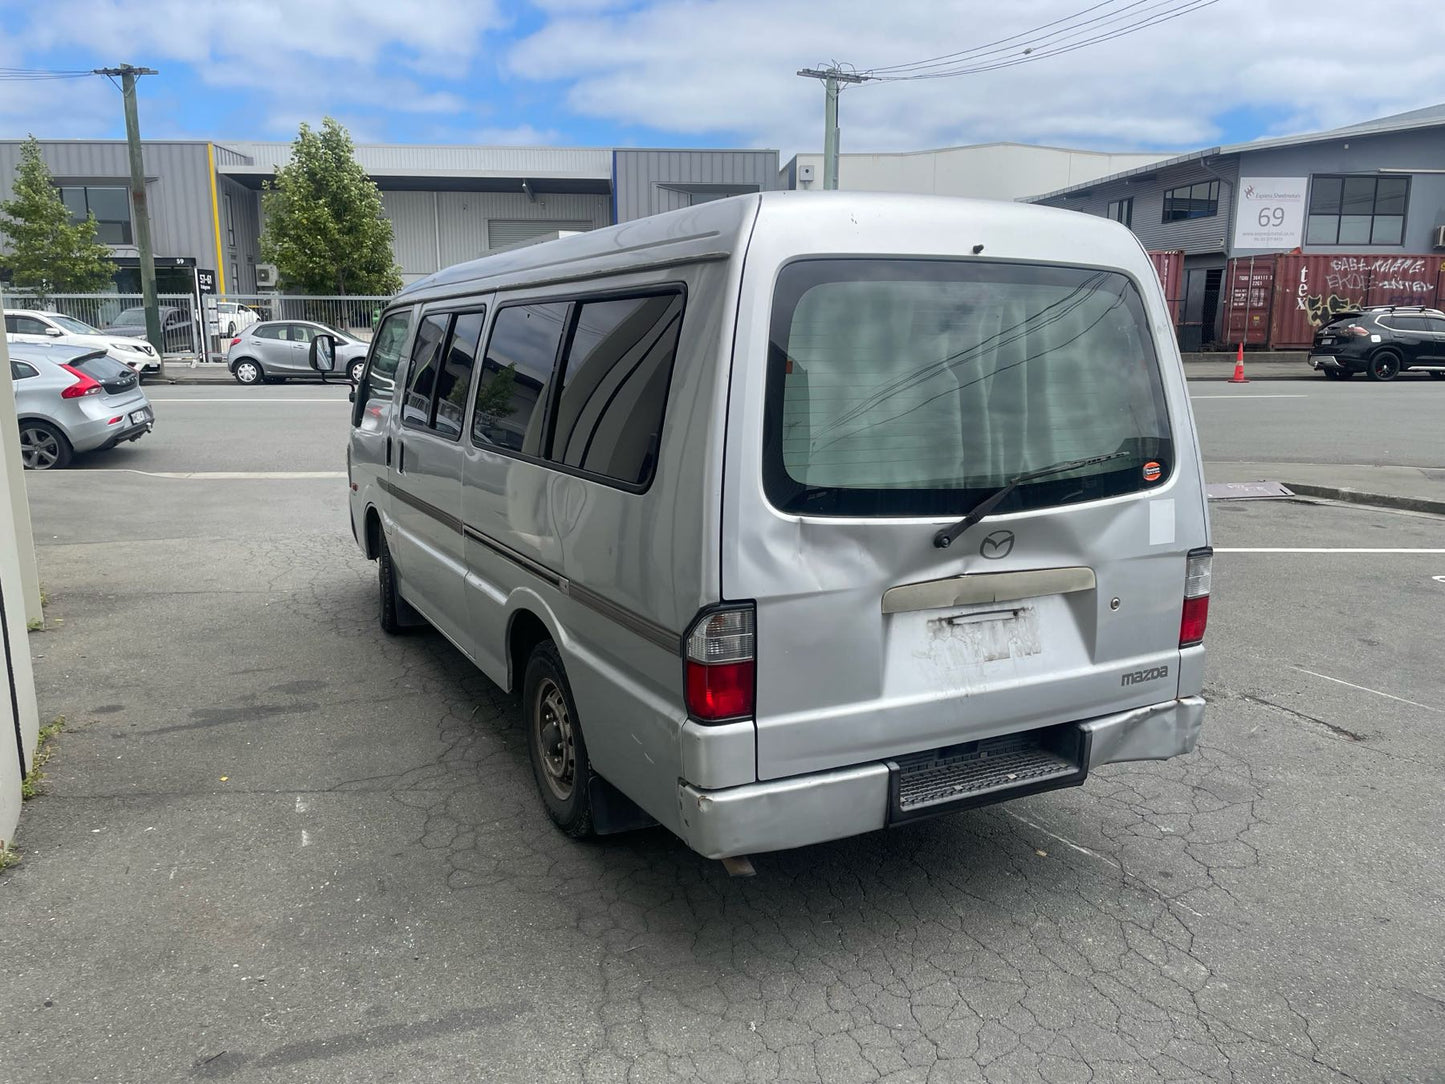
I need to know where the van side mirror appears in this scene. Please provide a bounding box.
[309,334,338,373]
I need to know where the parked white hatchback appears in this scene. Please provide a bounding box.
[4,309,162,375]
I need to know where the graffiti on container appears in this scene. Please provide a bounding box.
[1303,293,1360,327]
[1325,256,1431,296]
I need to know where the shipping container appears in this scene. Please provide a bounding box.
[1147,250,1185,325]
[1221,256,1277,346]
[1221,252,1445,350]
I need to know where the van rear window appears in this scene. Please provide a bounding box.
[764,259,1173,517]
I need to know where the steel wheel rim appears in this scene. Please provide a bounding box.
[534,678,576,802]
[19,426,59,469]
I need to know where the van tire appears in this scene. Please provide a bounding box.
[377,531,404,634]
[523,641,594,838]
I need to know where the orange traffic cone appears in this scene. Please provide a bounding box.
[1229,342,1249,384]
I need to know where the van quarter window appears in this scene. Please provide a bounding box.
[764,259,1173,517]
[433,310,485,440]
[471,302,569,454]
[403,313,449,429]
[552,291,684,486]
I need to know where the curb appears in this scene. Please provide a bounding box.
[1284,481,1445,517]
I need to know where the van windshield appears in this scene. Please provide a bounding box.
[763,259,1174,517]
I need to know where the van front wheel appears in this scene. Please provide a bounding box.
[524,641,594,838]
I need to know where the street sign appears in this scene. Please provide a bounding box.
[196,268,217,294]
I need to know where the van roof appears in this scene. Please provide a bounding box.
[395,190,1146,305]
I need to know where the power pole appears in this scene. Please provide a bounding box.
[93,65,162,375]
[796,67,870,190]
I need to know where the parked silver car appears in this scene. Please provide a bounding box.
[225,320,368,385]
[9,341,154,469]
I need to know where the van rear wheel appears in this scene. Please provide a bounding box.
[524,641,594,838]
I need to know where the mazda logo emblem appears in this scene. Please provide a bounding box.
[979,530,1015,559]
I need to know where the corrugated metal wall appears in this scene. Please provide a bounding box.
[1037,157,1240,256]
[0,141,217,266]
[382,190,610,281]
[612,149,780,223]
[218,176,261,293]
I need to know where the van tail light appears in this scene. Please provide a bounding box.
[684,605,755,722]
[1180,547,1212,647]
[59,363,103,398]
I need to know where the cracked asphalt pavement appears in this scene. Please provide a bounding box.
[1,388,1442,1082]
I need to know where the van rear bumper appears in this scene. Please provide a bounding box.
[676,696,1205,859]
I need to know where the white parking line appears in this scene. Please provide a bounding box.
[1291,666,1442,713]
[1189,394,1308,400]
[79,469,345,479]
[1215,547,1445,553]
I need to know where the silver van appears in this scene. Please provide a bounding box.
[315,193,1210,861]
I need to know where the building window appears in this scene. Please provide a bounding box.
[58,185,133,244]
[224,192,236,247]
[230,262,240,292]
[1107,198,1133,227]
[1306,175,1408,246]
[1161,180,1219,222]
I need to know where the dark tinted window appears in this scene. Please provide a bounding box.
[253,324,283,340]
[434,311,484,440]
[403,313,449,429]
[1162,181,1218,222]
[552,292,683,486]
[7,315,50,334]
[10,361,37,379]
[1386,316,1427,332]
[1307,174,1408,246]
[70,353,134,382]
[472,303,568,454]
[765,259,1172,517]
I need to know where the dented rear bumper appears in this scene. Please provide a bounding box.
[675,696,1205,859]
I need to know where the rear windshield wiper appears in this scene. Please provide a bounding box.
[933,451,1130,549]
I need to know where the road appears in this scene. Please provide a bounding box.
[3,378,1443,1083]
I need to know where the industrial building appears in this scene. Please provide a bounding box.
[0,141,782,294]
[1029,104,1445,349]
[780,143,1169,201]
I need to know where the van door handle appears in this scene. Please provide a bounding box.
[385,436,392,467]
[397,440,405,474]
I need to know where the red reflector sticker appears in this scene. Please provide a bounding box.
[1143,461,1162,482]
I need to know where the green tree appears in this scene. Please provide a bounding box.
[259,118,402,296]
[0,136,116,293]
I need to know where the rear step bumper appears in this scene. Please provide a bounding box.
[676,696,1204,859]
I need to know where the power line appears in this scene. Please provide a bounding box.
[866,0,1141,74]
[0,67,96,81]
[866,0,1219,81]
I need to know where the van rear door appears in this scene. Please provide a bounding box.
[723,253,1205,783]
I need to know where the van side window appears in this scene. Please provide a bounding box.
[403,313,450,429]
[552,292,683,486]
[367,312,411,386]
[433,310,484,441]
[472,302,568,454]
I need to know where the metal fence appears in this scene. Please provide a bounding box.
[212,295,391,343]
[2,292,203,359]
[3,292,395,362]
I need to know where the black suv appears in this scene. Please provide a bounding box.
[1309,306,1445,382]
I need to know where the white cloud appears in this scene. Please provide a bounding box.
[475,123,565,144]
[507,0,1445,154]
[18,0,505,135]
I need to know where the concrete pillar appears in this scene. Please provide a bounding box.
[0,329,43,849]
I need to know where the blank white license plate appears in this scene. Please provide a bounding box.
[1320,337,1334,344]
[129,409,150,424]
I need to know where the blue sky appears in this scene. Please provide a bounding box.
[3,0,1442,155]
